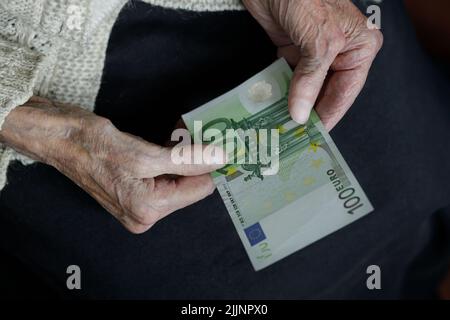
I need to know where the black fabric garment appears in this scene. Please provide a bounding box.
[1,0,450,299]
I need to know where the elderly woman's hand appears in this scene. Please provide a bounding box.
[0,97,223,234]
[243,0,383,130]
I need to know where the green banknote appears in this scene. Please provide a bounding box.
[182,59,373,270]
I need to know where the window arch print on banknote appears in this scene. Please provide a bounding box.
[201,93,348,184]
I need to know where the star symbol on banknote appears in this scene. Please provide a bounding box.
[303,176,316,186]
[294,127,305,138]
[277,124,286,134]
[284,191,296,202]
[263,201,273,210]
[308,142,320,153]
[311,158,324,169]
[226,167,238,176]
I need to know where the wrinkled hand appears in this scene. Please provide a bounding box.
[0,97,223,234]
[60,123,223,234]
[243,0,383,130]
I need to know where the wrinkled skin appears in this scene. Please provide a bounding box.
[0,1,383,234]
[243,0,384,130]
[0,97,223,234]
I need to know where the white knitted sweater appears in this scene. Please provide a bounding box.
[0,0,245,190]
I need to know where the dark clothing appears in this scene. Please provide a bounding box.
[1,0,449,299]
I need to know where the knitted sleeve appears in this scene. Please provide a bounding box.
[0,2,53,190]
[0,4,47,130]
[0,40,44,129]
[0,0,113,191]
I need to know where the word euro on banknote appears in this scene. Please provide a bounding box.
[182,59,373,270]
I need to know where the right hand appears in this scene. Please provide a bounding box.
[0,97,224,234]
[243,0,384,130]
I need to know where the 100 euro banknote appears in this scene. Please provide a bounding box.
[182,59,373,270]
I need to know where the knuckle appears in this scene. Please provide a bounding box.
[298,56,322,75]
[368,30,384,53]
[373,30,384,51]
[130,196,174,226]
[126,223,153,235]
[300,34,343,74]
[118,212,154,234]
[132,203,161,226]
[329,33,346,54]
[207,184,215,196]
[93,117,114,132]
[205,180,216,196]
[136,212,159,227]
[151,197,171,215]
[305,38,327,60]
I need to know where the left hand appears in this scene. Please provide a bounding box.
[243,0,383,130]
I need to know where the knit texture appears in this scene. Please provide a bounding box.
[0,41,44,188]
[0,0,246,191]
[0,0,128,190]
[141,0,244,11]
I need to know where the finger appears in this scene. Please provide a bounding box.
[315,63,371,131]
[118,213,153,234]
[288,38,345,124]
[123,174,215,228]
[87,185,152,234]
[151,174,215,219]
[156,144,227,176]
[315,30,382,131]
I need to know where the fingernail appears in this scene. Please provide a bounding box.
[291,99,312,124]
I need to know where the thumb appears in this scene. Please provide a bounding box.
[288,40,345,124]
[159,144,227,176]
